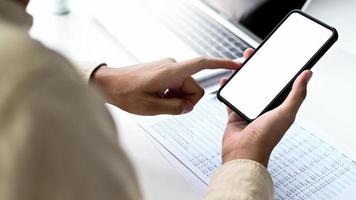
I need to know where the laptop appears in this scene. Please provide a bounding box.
[93,0,312,92]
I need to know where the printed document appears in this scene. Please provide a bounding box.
[138,97,356,199]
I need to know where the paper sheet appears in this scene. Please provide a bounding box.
[138,97,356,199]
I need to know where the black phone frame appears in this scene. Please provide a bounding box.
[217,10,338,122]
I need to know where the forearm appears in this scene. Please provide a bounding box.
[204,160,274,200]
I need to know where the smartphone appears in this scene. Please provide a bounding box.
[217,10,338,122]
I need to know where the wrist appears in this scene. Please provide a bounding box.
[222,149,270,168]
[90,64,109,85]
[90,66,131,110]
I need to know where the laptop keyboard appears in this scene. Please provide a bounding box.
[147,0,251,59]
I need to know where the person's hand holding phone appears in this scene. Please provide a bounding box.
[92,57,240,115]
[220,49,313,167]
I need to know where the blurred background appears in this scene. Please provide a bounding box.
[28,0,135,67]
[27,0,356,199]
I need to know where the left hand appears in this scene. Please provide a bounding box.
[92,57,240,115]
[220,48,313,167]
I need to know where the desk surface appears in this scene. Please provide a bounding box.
[28,0,356,199]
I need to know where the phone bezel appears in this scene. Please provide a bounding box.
[217,10,338,122]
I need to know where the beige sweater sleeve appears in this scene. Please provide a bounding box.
[73,61,106,83]
[0,22,141,200]
[204,160,274,200]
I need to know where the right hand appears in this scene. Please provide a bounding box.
[93,57,240,116]
[220,49,313,167]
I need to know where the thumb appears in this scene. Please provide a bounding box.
[151,97,194,115]
[280,70,313,115]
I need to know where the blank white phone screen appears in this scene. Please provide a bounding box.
[220,12,333,119]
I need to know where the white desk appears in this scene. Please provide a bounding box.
[299,0,356,156]
[28,0,356,199]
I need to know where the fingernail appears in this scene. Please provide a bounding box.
[182,104,194,114]
[305,71,313,83]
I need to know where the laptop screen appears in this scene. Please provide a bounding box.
[202,0,308,40]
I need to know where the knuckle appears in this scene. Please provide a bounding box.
[163,57,177,63]
[286,115,296,126]
[294,84,307,98]
[141,98,155,114]
[199,87,205,98]
[285,110,296,122]
[244,126,263,141]
[249,125,261,135]
[278,107,296,124]
[195,56,208,65]
[156,62,175,75]
[160,64,175,76]
[297,87,307,99]
[173,102,185,115]
[277,105,289,114]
